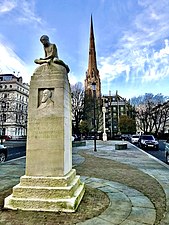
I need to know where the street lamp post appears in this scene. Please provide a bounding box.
[91,82,97,152]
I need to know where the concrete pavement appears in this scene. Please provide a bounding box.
[75,140,169,225]
[0,140,169,224]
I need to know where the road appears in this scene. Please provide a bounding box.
[3,140,26,161]
[2,139,167,164]
[139,140,167,163]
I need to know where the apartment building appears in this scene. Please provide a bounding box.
[0,74,29,138]
[102,91,135,138]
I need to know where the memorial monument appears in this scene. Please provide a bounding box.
[4,35,85,212]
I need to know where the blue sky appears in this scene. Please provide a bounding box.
[0,0,169,99]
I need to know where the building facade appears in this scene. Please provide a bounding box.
[102,91,135,138]
[0,74,29,138]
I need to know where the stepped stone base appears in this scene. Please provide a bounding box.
[4,169,85,212]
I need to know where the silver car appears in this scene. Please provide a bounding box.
[130,135,140,144]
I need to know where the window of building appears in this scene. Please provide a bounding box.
[10,85,12,88]
[3,114,6,122]
[120,106,125,111]
[4,76,12,81]
[3,93,7,98]
[6,102,9,109]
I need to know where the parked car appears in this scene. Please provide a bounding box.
[130,135,140,144]
[0,144,7,162]
[72,134,81,141]
[138,135,159,150]
[165,139,169,164]
[0,135,12,142]
[121,134,131,141]
[113,134,122,140]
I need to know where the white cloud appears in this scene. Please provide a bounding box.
[0,41,31,83]
[68,72,79,85]
[0,0,42,25]
[98,0,169,86]
[17,0,42,25]
[0,0,16,13]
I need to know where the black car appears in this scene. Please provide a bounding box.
[138,135,159,150]
[0,144,7,162]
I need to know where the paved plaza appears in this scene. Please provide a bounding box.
[0,140,169,224]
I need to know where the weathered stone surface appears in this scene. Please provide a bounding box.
[26,63,72,177]
[4,63,85,212]
[4,169,85,212]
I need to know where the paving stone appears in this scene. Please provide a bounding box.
[118,187,144,197]
[85,181,106,188]
[107,192,130,202]
[120,219,149,225]
[127,207,156,224]
[98,208,130,224]
[98,185,119,193]
[129,195,154,208]
[77,217,113,225]
[99,180,127,189]
[102,200,131,214]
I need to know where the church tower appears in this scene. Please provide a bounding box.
[85,15,101,98]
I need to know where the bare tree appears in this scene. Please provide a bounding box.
[152,101,169,135]
[71,82,84,134]
[135,94,169,135]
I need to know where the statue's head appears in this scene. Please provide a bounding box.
[40,35,50,45]
[41,89,52,103]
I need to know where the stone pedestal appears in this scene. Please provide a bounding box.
[4,63,85,212]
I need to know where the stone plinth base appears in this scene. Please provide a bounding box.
[4,169,85,212]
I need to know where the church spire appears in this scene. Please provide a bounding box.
[85,15,101,99]
[88,15,98,75]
